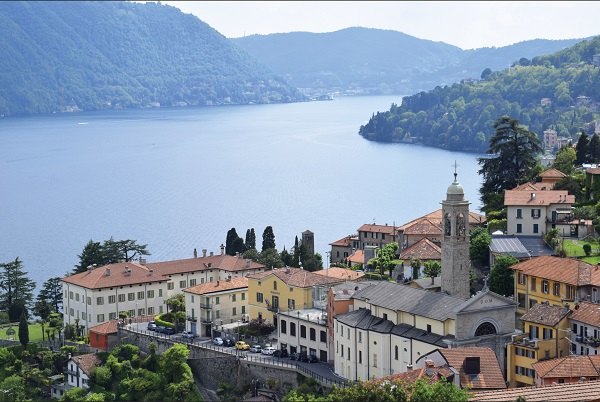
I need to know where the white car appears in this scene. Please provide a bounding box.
[261,346,276,355]
[181,331,196,339]
[249,344,262,353]
[213,337,223,346]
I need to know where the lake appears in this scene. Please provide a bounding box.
[0,96,484,290]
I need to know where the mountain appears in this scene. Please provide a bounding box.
[358,36,600,153]
[0,1,305,117]
[233,27,585,97]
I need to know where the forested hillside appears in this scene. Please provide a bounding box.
[358,36,600,153]
[0,1,305,117]
[233,27,584,97]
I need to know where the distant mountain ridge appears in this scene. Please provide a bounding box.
[233,27,586,96]
[0,1,305,117]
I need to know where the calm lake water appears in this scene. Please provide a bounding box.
[0,96,483,290]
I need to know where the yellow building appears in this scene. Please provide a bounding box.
[510,256,600,317]
[183,276,248,337]
[246,267,344,326]
[507,302,571,387]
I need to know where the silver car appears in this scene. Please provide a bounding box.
[213,337,223,346]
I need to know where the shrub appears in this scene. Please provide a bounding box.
[584,243,592,256]
[154,314,175,329]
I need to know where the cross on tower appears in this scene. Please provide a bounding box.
[453,160,460,181]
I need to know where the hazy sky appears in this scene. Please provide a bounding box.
[161,1,600,50]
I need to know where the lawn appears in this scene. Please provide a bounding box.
[1,322,50,343]
[562,239,600,258]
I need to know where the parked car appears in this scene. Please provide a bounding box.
[155,326,166,333]
[213,337,224,346]
[235,341,250,350]
[298,352,310,363]
[147,321,157,331]
[308,354,319,363]
[273,349,289,358]
[163,327,177,335]
[249,344,262,353]
[289,352,299,361]
[261,346,276,355]
[223,338,235,347]
[181,331,196,339]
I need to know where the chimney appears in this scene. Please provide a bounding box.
[235,252,240,258]
[246,259,251,268]
[139,257,146,265]
[531,192,536,200]
[226,276,231,282]
[193,248,197,258]
[105,267,111,276]
[425,360,436,376]
[216,280,220,287]
[202,249,207,258]
[210,252,214,257]
[148,268,154,276]
[220,244,225,255]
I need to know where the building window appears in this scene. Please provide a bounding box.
[128,292,135,301]
[383,313,388,321]
[159,289,163,297]
[190,279,197,286]
[290,322,296,336]
[273,281,277,290]
[87,297,91,305]
[566,285,575,300]
[128,309,135,317]
[359,350,362,364]
[109,312,117,320]
[341,345,344,358]
[137,291,145,299]
[241,306,246,314]
[358,331,362,343]
[533,224,539,234]
[96,313,104,322]
[518,272,525,285]
[395,345,399,360]
[518,293,526,308]
[516,223,522,233]
[373,353,378,367]
[281,320,287,334]
[427,324,432,333]
[69,308,74,316]
[118,294,125,303]
[69,291,73,300]
[531,277,536,292]
[241,293,245,301]
[517,209,523,219]
[529,298,537,308]
[288,299,295,310]
[179,280,187,289]
[256,293,263,303]
[232,294,236,302]
[81,311,86,320]
[532,209,541,218]
[215,296,220,305]
[232,307,237,316]
[320,330,326,343]
[147,307,154,315]
[138,308,145,316]
[310,328,316,341]
[147,290,154,299]
[75,293,79,302]
[542,280,549,294]
[347,347,350,360]
[300,325,306,338]
[272,296,279,310]
[216,310,220,319]
[553,283,560,297]
[108,295,116,304]
[167,283,174,290]
[97,297,104,305]
[530,325,539,340]
[543,328,553,340]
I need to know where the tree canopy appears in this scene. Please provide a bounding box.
[74,238,150,273]
[262,226,276,252]
[0,258,36,321]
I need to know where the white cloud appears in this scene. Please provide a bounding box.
[161,1,600,49]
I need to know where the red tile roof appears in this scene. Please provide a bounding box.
[512,182,551,191]
[183,277,248,295]
[147,254,265,275]
[329,235,357,247]
[510,256,600,287]
[61,262,165,289]
[437,347,506,389]
[399,238,441,261]
[471,379,600,401]
[587,167,600,175]
[313,267,364,281]
[540,168,567,180]
[532,355,600,379]
[398,209,486,235]
[71,353,100,376]
[357,224,397,235]
[247,267,343,288]
[88,320,119,335]
[520,302,570,326]
[504,189,575,206]
[570,301,600,327]
[348,250,364,264]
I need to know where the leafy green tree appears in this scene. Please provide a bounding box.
[410,258,422,280]
[370,243,398,276]
[469,227,492,267]
[60,386,87,402]
[575,131,589,166]
[245,228,256,250]
[33,299,52,322]
[480,67,492,80]
[258,248,284,269]
[262,226,276,251]
[0,257,36,320]
[552,146,576,175]
[37,277,63,314]
[280,248,293,267]
[18,312,29,348]
[489,255,518,297]
[590,133,600,163]
[74,238,150,273]
[166,293,185,313]
[478,116,542,213]
[0,375,27,402]
[302,253,324,272]
[423,261,441,284]
[242,248,260,262]
[74,240,104,274]
[159,344,194,399]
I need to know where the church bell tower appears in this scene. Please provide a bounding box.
[441,169,471,300]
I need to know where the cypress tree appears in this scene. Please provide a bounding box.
[261,226,276,252]
[18,312,29,348]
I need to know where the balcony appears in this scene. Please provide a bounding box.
[201,317,213,324]
[187,316,196,322]
[267,305,279,312]
[199,304,212,309]
[511,335,539,349]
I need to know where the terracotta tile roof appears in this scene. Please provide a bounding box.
[587,167,600,175]
[470,379,600,401]
[61,262,165,289]
[512,182,551,191]
[398,209,486,234]
[147,254,265,275]
[422,209,486,225]
[71,353,100,376]
[183,277,248,295]
[510,256,600,287]
[381,367,449,385]
[436,347,506,389]
[88,320,119,335]
[357,223,397,235]
[329,235,357,247]
[313,267,364,281]
[399,238,442,261]
[540,168,568,180]
[247,267,343,288]
[504,189,575,206]
[520,302,570,326]
[532,355,600,379]
[570,301,600,327]
[348,250,364,264]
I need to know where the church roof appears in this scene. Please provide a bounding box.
[399,238,441,261]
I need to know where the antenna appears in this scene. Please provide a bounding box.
[453,160,459,181]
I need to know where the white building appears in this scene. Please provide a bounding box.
[278,308,329,361]
[66,353,100,390]
[569,301,600,356]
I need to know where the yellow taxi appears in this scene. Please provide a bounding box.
[235,340,250,350]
